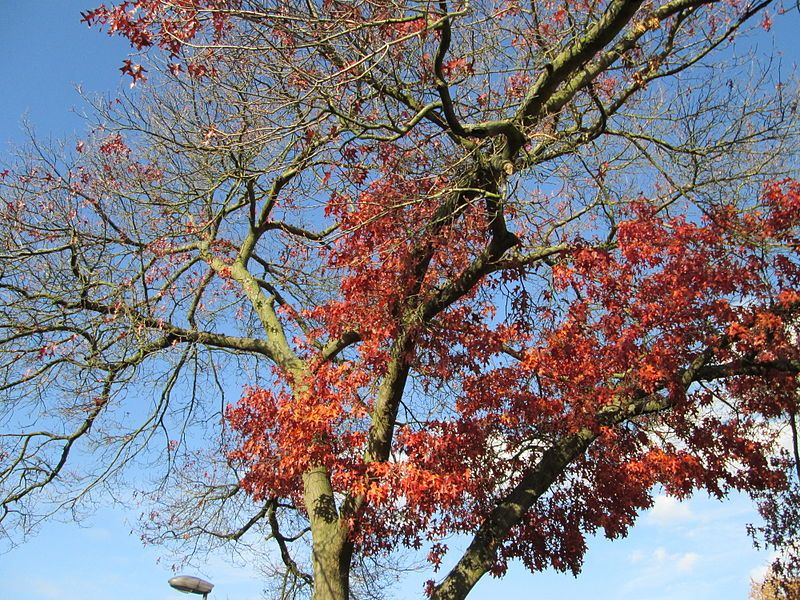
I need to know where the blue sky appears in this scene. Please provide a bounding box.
[0,2,797,599]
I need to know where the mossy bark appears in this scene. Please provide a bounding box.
[304,467,353,600]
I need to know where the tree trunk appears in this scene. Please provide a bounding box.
[303,466,353,600]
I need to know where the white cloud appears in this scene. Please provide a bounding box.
[628,549,644,564]
[749,562,771,583]
[640,546,700,573]
[676,552,701,573]
[749,549,793,585]
[649,495,693,525]
[622,547,706,596]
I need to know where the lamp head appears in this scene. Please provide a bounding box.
[168,576,214,596]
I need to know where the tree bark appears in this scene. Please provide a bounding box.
[303,466,353,600]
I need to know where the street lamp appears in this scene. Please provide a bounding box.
[168,575,214,600]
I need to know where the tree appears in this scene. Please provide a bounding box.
[2,1,800,599]
[750,572,800,600]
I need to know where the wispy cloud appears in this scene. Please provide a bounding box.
[621,546,706,599]
[750,561,772,583]
[648,495,693,525]
[641,546,701,573]
[676,552,701,573]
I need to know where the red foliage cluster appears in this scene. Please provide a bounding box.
[226,176,800,570]
[81,0,234,80]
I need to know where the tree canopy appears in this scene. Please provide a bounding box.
[750,572,800,600]
[2,1,800,599]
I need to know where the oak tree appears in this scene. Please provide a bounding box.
[2,1,800,599]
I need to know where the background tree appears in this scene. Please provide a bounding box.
[2,1,800,599]
[750,571,800,600]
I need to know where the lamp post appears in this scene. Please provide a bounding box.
[168,575,214,600]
